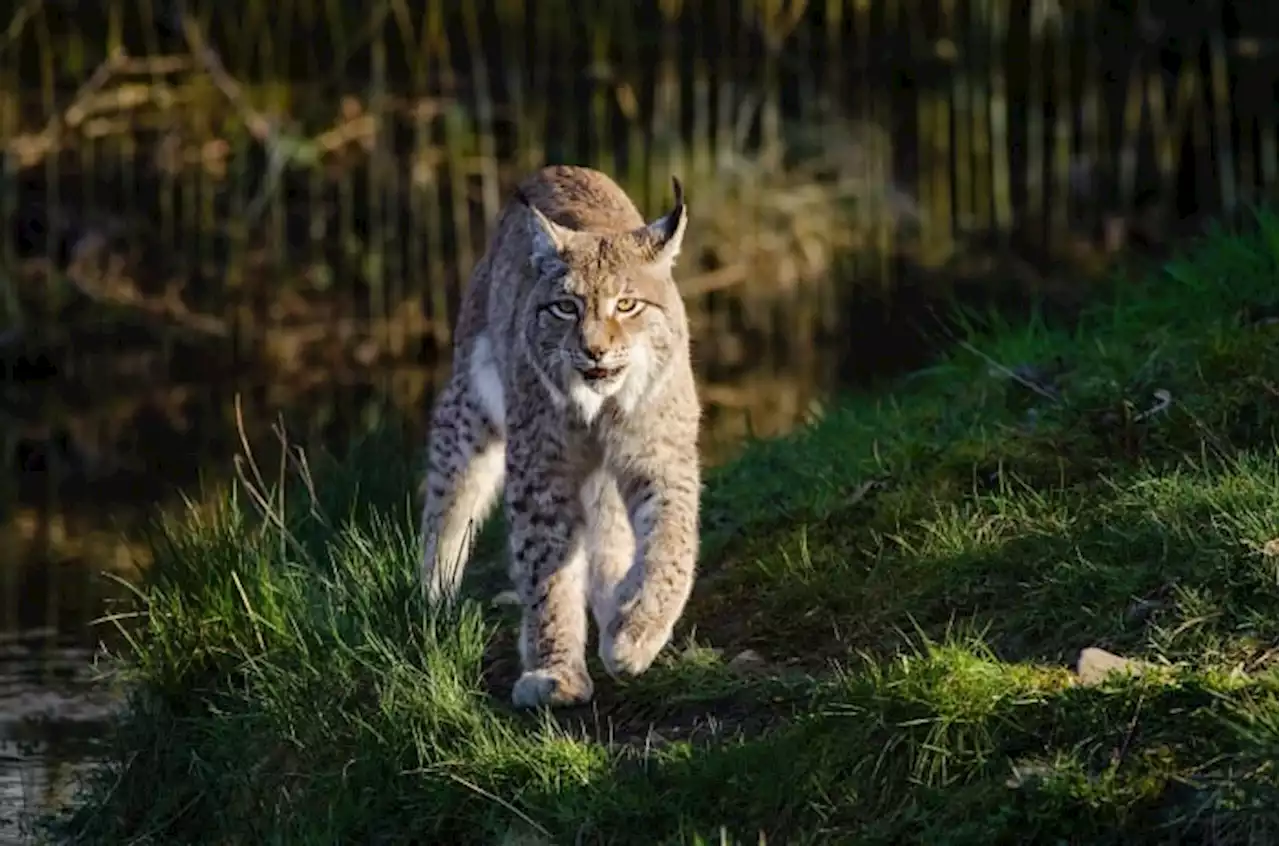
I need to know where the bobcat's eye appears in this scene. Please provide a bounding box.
[547,299,580,320]
[615,297,641,314]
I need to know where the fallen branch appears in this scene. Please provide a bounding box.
[67,278,229,338]
[62,234,229,338]
[5,50,129,169]
[5,53,195,169]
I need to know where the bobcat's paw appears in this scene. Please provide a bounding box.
[600,615,672,678]
[511,665,594,709]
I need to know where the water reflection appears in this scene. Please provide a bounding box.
[1,631,121,845]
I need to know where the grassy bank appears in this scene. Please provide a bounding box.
[49,215,1278,845]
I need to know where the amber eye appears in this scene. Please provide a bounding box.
[615,297,640,314]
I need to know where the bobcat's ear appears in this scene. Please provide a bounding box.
[630,176,687,272]
[516,188,570,264]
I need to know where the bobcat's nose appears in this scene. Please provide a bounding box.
[577,343,625,383]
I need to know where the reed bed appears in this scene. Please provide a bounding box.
[0,0,1270,365]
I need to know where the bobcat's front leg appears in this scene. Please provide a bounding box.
[600,442,701,678]
[505,421,594,709]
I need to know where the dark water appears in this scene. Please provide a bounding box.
[1,1,1276,841]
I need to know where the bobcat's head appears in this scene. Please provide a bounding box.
[519,178,688,419]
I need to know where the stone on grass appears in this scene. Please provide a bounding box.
[490,589,521,607]
[728,649,768,673]
[1075,646,1150,686]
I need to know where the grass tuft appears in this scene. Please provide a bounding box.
[46,212,1278,844]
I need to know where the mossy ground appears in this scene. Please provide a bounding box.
[46,214,1278,845]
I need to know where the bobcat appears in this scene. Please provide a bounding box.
[419,165,701,708]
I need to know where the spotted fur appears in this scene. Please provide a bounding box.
[419,165,701,708]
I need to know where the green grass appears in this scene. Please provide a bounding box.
[48,214,1278,845]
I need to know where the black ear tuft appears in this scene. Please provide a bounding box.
[654,176,686,241]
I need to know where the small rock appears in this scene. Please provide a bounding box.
[1263,538,1279,557]
[1075,647,1148,686]
[728,649,768,672]
[490,590,521,608]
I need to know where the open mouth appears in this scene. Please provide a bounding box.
[581,366,624,382]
